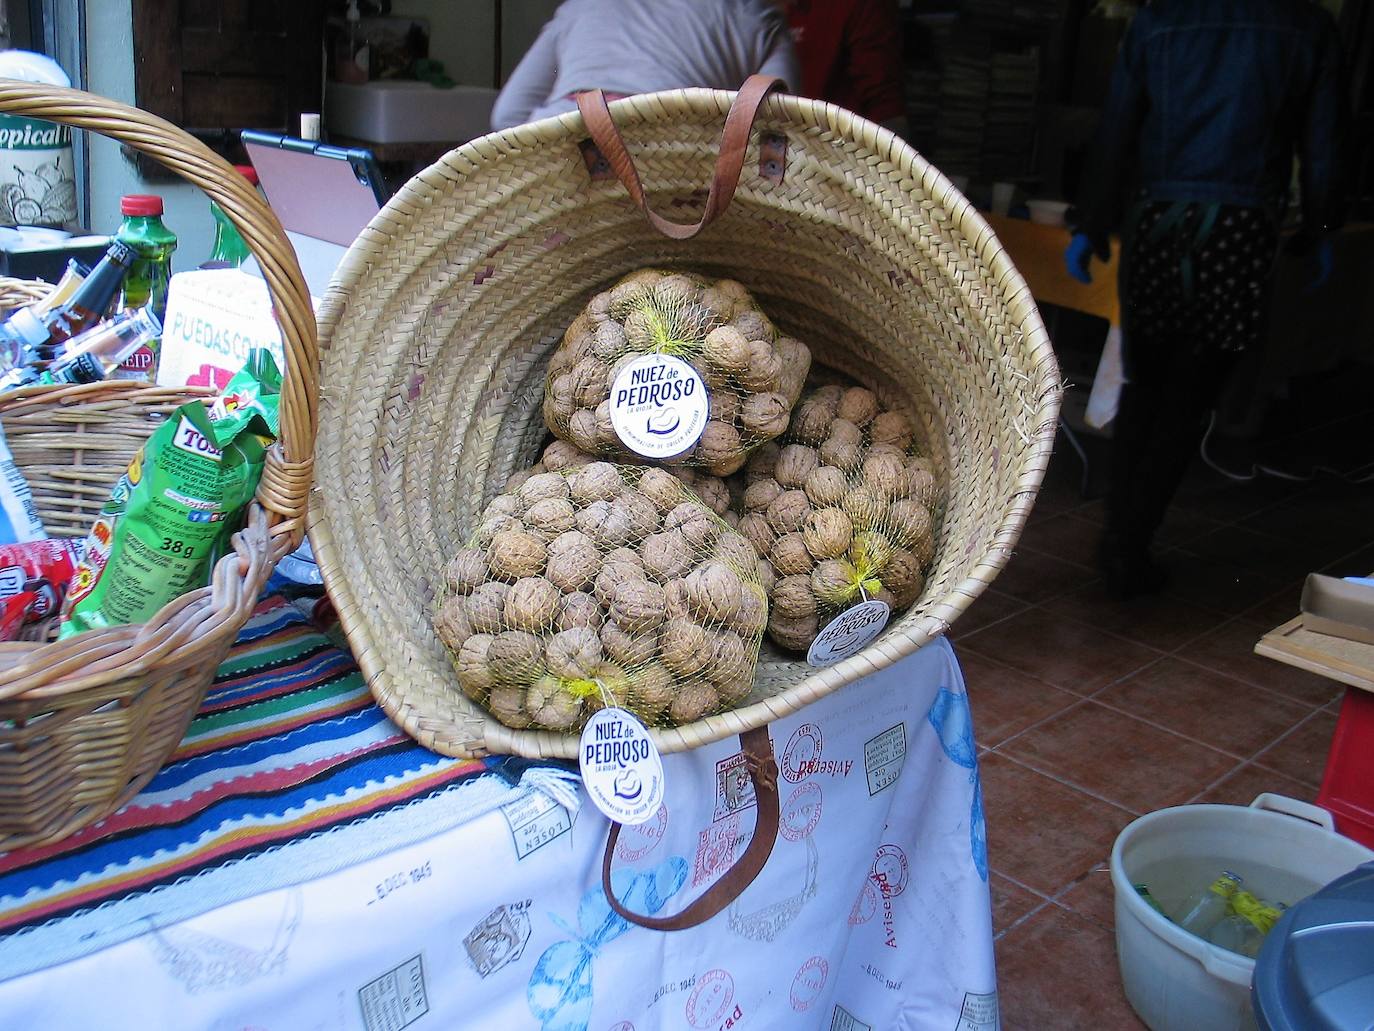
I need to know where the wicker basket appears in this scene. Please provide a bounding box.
[312,79,1060,761]
[0,81,317,851]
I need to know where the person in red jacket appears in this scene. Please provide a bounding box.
[782,0,909,136]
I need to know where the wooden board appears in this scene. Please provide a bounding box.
[1256,615,1374,694]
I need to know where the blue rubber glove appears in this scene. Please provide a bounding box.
[1065,233,1095,284]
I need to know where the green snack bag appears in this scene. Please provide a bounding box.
[59,349,282,637]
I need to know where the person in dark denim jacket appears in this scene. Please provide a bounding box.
[1064,0,1346,598]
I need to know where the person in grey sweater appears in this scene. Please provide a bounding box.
[490,0,799,130]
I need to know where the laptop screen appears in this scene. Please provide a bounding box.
[241,132,389,247]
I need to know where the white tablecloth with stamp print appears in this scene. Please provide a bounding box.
[0,639,995,1031]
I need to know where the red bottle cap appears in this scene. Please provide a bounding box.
[233,164,260,186]
[120,194,164,216]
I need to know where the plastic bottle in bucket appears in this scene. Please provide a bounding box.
[1208,892,1280,957]
[0,51,77,228]
[1174,870,1243,936]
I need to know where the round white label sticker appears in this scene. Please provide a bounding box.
[806,599,891,668]
[578,707,666,825]
[608,353,709,459]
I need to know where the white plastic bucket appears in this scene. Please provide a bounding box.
[1111,794,1374,1031]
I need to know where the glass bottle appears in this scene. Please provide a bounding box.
[1173,870,1243,937]
[203,165,259,269]
[29,306,162,387]
[41,239,137,346]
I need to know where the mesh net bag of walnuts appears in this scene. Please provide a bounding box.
[736,385,941,653]
[542,269,811,476]
[433,462,768,731]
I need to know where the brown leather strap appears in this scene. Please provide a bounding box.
[602,726,780,930]
[576,75,785,240]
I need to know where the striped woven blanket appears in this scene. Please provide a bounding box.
[0,596,547,981]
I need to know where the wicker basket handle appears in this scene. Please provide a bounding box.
[600,726,780,930]
[0,79,317,540]
[577,75,784,241]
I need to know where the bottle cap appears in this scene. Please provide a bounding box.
[120,194,164,217]
[233,164,260,187]
[5,307,49,347]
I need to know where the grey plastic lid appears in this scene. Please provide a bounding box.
[1253,862,1374,1031]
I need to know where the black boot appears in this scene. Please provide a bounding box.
[1099,530,1170,600]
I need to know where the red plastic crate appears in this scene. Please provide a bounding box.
[1316,687,1374,848]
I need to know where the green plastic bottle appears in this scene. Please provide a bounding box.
[204,164,259,268]
[115,194,176,382]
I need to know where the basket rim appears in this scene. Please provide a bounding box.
[310,85,1062,759]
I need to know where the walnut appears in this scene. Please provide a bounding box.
[770,532,815,576]
[523,497,576,541]
[819,433,861,472]
[790,399,835,445]
[803,466,848,508]
[731,310,771,342]
[849,530,894,572]
[802,508,855,560]
[542,439,590,473]
[755,557,776,596]
[773,574,818,619]
[659,618,708,676]
[863,451,909,499]
[569,358,610,409]
[578,498,635,549]
[699,421,744,470]
[709,388,741,425]
[739,341,783,393]
[527,674,584,730]
[905,458,938,506]
[685,560,743,623]
[567,408,601,452]
[743,477,783,512]
[912,527,936,567]
[836,387,879,426]
[434,596,475,652]
[546,374,576,426]
[812,560,858,608]
[545,626,603,679]
[766,489,812,534]
[487,493,523,518]
[488,686,532,727]
[664,501,719,550]
[694,475,731,516]
[586,290,613,317]
[518,471,571,508]
[663,578,692,620]
[774,337,812,400]
[767,613,820,652]
[556,590,603,631]
[730,584,769,637]
[882,548,925,608]
[670,679,720,723]
[617,491,661,538]
[592,320,628,361]
[594,401,618,448]
[474,512,521,548]
[739,392,791,441]
[714,278,751,306]
[609,579,667,633]
[774,445,818,488]
[569,462,624,505]
[444,548,488,595]
[699,286,732,319]
[504,576,560,631]
[703,630,752,697]
[888,497,933,543]
[601,620,656,666]
[746,441,782,480]
[638,467,685,512]
[504,465,541,493]
[631,662,676,717]
[465,581,509,634]
[738,512,776,558]
[455,633,496,695]
[621,307,658,350]
[546,534,599,592]
[723,510,740,529]
[841,487,889,532]
[488,529,547,580]
[593,556,647,607]
[641,530,692,581]
[713,530,758,572]
[488,630,544,684]
[811,384,844,410]
[703,325,750,375]
[870,410,915,450]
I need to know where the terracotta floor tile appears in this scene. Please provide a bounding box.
[1160,552,1289,615]
[1095,657,1313,760]
[1189,525,1345,583]
[996,905,1146,1030]
[1173,475,1306,524]
[1178,619,1344,707]
[949,588,1030,639]
[960,652,1079,748]
[1191,762,1316,807]
[980,753,1134,896]
[1073,499,1224,547]
[1001,702,1237,814]
[961,609,1162,696]
[1236,584,1306,630]
[1253,710,1339,788]
[1323,542,1374,578]
[1055,862,1116,931]
[1238,496,1374,554]
[1044,583,1230,653]
[993,548,1100,604]
[1015,513,1102,569]
[990,873,1046,935]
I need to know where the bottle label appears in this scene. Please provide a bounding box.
[578,707,665,826]
[608,353,708,459]
[53,352,105,385]
[1208,874,1241,898]
[807,599,890,667]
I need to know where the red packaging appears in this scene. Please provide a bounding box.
[0,538,84,625]
[0,593,31,641]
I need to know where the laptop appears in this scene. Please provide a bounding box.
[239,130,391,298]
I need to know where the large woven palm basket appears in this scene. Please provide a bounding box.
[311,82,1060,761]
[0,82,317,849]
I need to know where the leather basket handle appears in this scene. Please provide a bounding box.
[602,726,780,931]
[576,75,785,240]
